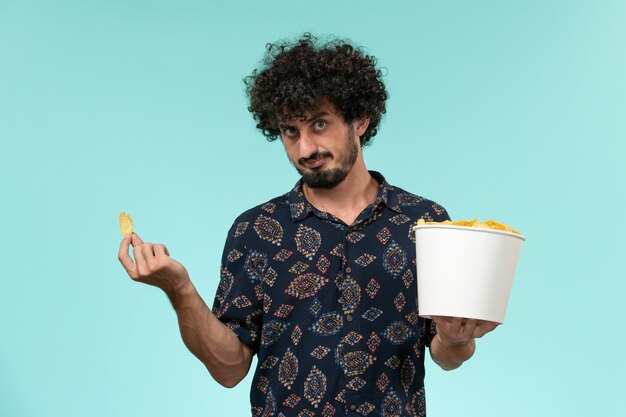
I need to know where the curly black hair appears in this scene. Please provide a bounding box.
[244,33,388,146]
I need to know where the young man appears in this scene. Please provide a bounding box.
[118,34,497,417]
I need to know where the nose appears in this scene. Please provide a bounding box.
[298,131,318,159]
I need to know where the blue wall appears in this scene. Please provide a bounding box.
[1,1,624,415]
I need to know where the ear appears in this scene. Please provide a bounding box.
[353,117,370,138]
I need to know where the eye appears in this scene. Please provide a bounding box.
[282,127,298,137]
[314,120,327,130]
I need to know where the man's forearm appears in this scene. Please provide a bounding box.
[167,281,252,388]
[429,333,476,371]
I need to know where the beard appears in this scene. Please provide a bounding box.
[295,129,359,189]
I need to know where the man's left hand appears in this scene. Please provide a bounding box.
[429,316,499,370]
[431,316,499,347]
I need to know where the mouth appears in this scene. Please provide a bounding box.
[302,156,327,169]
[300,152,332,170]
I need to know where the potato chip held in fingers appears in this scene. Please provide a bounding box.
[119,212,134,237]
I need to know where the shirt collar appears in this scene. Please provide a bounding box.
[286,170,404,222]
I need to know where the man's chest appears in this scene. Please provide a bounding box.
[242,214,423,346]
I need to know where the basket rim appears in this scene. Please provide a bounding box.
[413,224,526,241]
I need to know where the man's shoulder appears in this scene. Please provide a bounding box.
[386,182,450,222]
[230,192,292,225]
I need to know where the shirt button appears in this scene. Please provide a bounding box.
[345,267,352,273]
[349,404,357,411]
[346,314,353,322]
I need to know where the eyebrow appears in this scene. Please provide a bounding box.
[278,111,330,129]
[306,111,330,121]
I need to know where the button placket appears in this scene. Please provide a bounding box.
[341,231,359,332]
[344,265,354,320]
[340,228,366,414]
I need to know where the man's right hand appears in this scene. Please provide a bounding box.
[117,233,253,387]
[118,233,191,297]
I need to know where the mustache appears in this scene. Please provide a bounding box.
[299,152,332,166]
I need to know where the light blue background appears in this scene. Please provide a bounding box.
[1,0,624,416]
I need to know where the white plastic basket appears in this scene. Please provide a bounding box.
[413,224,525,323]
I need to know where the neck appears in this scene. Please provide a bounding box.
[302,159,379,225]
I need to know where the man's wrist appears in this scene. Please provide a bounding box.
[166,279,196,310]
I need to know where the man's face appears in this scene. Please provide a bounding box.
[278,104,360,189]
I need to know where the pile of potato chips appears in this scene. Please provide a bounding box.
[416,218,520,235]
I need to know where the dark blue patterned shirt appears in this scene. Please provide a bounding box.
[212,171,450,417]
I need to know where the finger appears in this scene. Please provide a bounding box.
[448,317,464,335]
[474,321,499,338]
[473,325,489,339]
[141,243,159,272]
[140,243,155,257]
[473,320,497,338]
[142,243,157,257]
[140,244,157,267]
[131,233,144,247]
[154,244,169,258]
[133,243,149,275]
[431,315,452,327]
[430,316,443,326]
[118,234,139,278]
[460,319,478,339]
